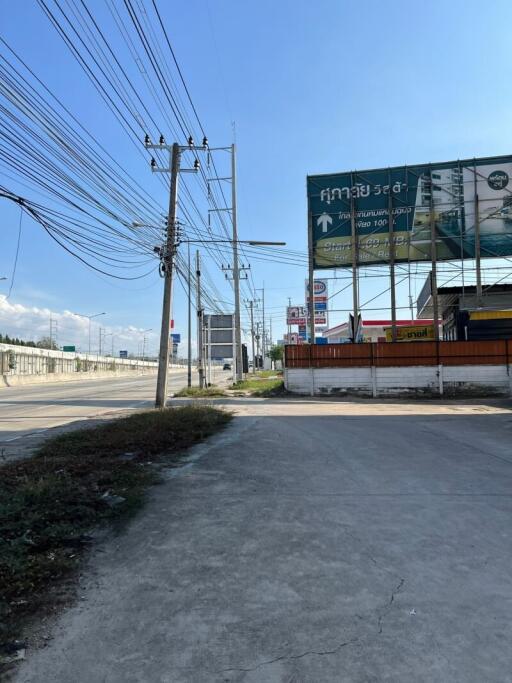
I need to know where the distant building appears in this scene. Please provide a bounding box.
[322,319,435,344]
[417,276,512,340]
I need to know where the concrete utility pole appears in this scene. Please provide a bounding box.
[196,250,204,389]
[187,242,192,387]
[231,144,243,382]
[155,142,180,407]
[256,286,266,361]
[255,321,261,367]
[288,297,292,341]
[146,134,205,407]
[248,300,256,374]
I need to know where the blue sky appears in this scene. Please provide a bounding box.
[1,0,511,353]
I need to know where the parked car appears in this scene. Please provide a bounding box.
[223,363,231,370]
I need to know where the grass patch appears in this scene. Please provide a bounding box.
[254,370,283,378]
[175,385,226,398]
[230,377,286,397]
[0,406,231,662]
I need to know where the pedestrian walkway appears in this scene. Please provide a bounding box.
[15,397,512,682]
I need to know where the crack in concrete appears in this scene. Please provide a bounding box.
[216,637,359,674]
[216,578,405,675]
[377,578,405,634]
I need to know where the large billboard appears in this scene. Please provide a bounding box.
[308,154,512,268]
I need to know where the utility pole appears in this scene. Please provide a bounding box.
[196,250,204,389]
[145,134,205,407]
[248,300,256,374]
[98,327,103,356]
[187,242,192,387]
[231,144,243,382]
[155,142,180,407]
[288,296,292,341]
[256,285,266,364]
[255,321,261,368]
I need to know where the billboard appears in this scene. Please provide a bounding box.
[204,314,234,360]
[308,154,512,268]
[287,306,307,326]
[384,324,435,342]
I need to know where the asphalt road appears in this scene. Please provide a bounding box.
[0,369,218,461]
[13,397,512,682]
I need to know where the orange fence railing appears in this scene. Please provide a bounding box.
[285,340,512,368]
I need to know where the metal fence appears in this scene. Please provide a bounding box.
[285,340,512,369]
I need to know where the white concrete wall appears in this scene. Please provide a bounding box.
[0,342,188,387]
[285,365,511,397]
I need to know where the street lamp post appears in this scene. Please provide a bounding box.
[74,312,105,354]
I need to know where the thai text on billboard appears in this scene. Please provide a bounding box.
[307,154,512,268]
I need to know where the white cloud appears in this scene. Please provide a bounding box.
[0,295,160,355]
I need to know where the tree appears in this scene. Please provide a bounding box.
[267,344,284,365]
[37,336,59,350]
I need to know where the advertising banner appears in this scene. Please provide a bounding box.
[307,154,512,268]
[287,305,327,326]
[384,324,435,342]
[287,305,307,326]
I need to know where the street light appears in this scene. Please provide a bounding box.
[73,312,106,354]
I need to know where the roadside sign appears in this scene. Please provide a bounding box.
[62,345,75,352]
[384,324,435,342]
[308,154,512,268]
[305,278,328,303]
[287,305,307,326]
[315,337,328,345]
[119,350,128,358]
[171,333,181,343]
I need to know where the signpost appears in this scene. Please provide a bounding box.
[204,314,234,361]
[119,350,128,358]
[62,345,75,353]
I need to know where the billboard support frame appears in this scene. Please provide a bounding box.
[388,170,397,342]
[307,206,315,345]
[473,160,483,306]
[429,168,440,340]
[350,178,359,341]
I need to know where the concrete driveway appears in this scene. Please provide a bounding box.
[15,397,512,682]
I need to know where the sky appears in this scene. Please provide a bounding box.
[1,0,512,355]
